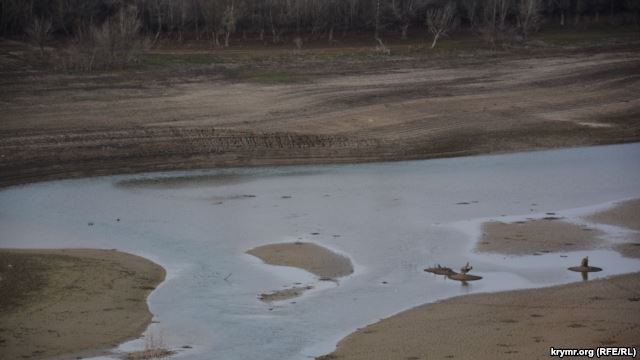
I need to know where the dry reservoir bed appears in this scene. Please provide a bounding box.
[1,144,639,360]
[1,48,639,188]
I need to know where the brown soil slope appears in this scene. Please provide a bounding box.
[1,44,639,187]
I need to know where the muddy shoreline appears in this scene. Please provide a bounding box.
[2,128,638,189]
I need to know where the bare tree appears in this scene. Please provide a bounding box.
[374,0,382,39]
[375,37,390,54]
[497,0,511,31]
[460,0,481,29]
[519,0,541,39]
[626,0,640,26]
[26,17,53,57]
[4,0,639,45]
[293,35,303,51]
[425,2,456,49]
[64,5,145,72]
[551,0,571,26]
[391,0,415,39]
[98,5,145,68]
[480,0,515,46]
[151,0,166,43]
[222,0,238,47]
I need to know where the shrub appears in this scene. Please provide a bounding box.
[55,5,147,72]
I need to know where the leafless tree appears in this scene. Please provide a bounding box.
[391,0,415,39]
[497,0,511,31]
[550,0,571,26]
[26,17,53,57]
[222,0,238,47]
[375,37,390,54]
[293,35,303,51]
[480,0,516,46]
[519,0,541,40]
[374,0,382,39]
[626,0,640,26]
[460,0,481,29]
[425,2,456,49]
[63,5,145,71]
[4,0,640,45]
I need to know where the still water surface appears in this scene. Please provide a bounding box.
[1,144,640,359]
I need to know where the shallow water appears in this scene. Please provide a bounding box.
[1,143,640,359]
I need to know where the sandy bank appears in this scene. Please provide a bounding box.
[247,242,353,279]
[590,199,640,259]
[478,199,640,257]
[0,248,165,360]
[319,200,640,359]
[587,199,640,232]
[477,218,603,255]
[318,272,640,360]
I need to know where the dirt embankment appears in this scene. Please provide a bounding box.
[0,249,165,360]
[1,43,640,187]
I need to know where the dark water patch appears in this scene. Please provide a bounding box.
[117,169,322,189]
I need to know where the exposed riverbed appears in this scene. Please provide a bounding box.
[1,143,639,359]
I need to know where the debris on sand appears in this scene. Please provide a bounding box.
[424,264,455,276]
[568,256,602,273]
[447,273,483,282]
[424,262,484,282]
[448,262,483,282]
[258,286,314,302]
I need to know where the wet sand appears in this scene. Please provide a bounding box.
[318,200,640,360]
[587,199,640,231]
[318,272,640,360]
[247,242,353,279]
[478,199,640,257]
[588,199,640,260]
[0,249,165,360]
[477,219,604,255]
[615,242,640,259]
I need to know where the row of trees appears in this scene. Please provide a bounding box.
[3,0,639,46]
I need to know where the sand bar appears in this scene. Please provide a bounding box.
[614,241,640,259]
[259,286,314,302]
[477,218,604,255]
[247,242,353,279]
[0,248,165,360]
[586,199,640,231]
[318,272,640,360]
